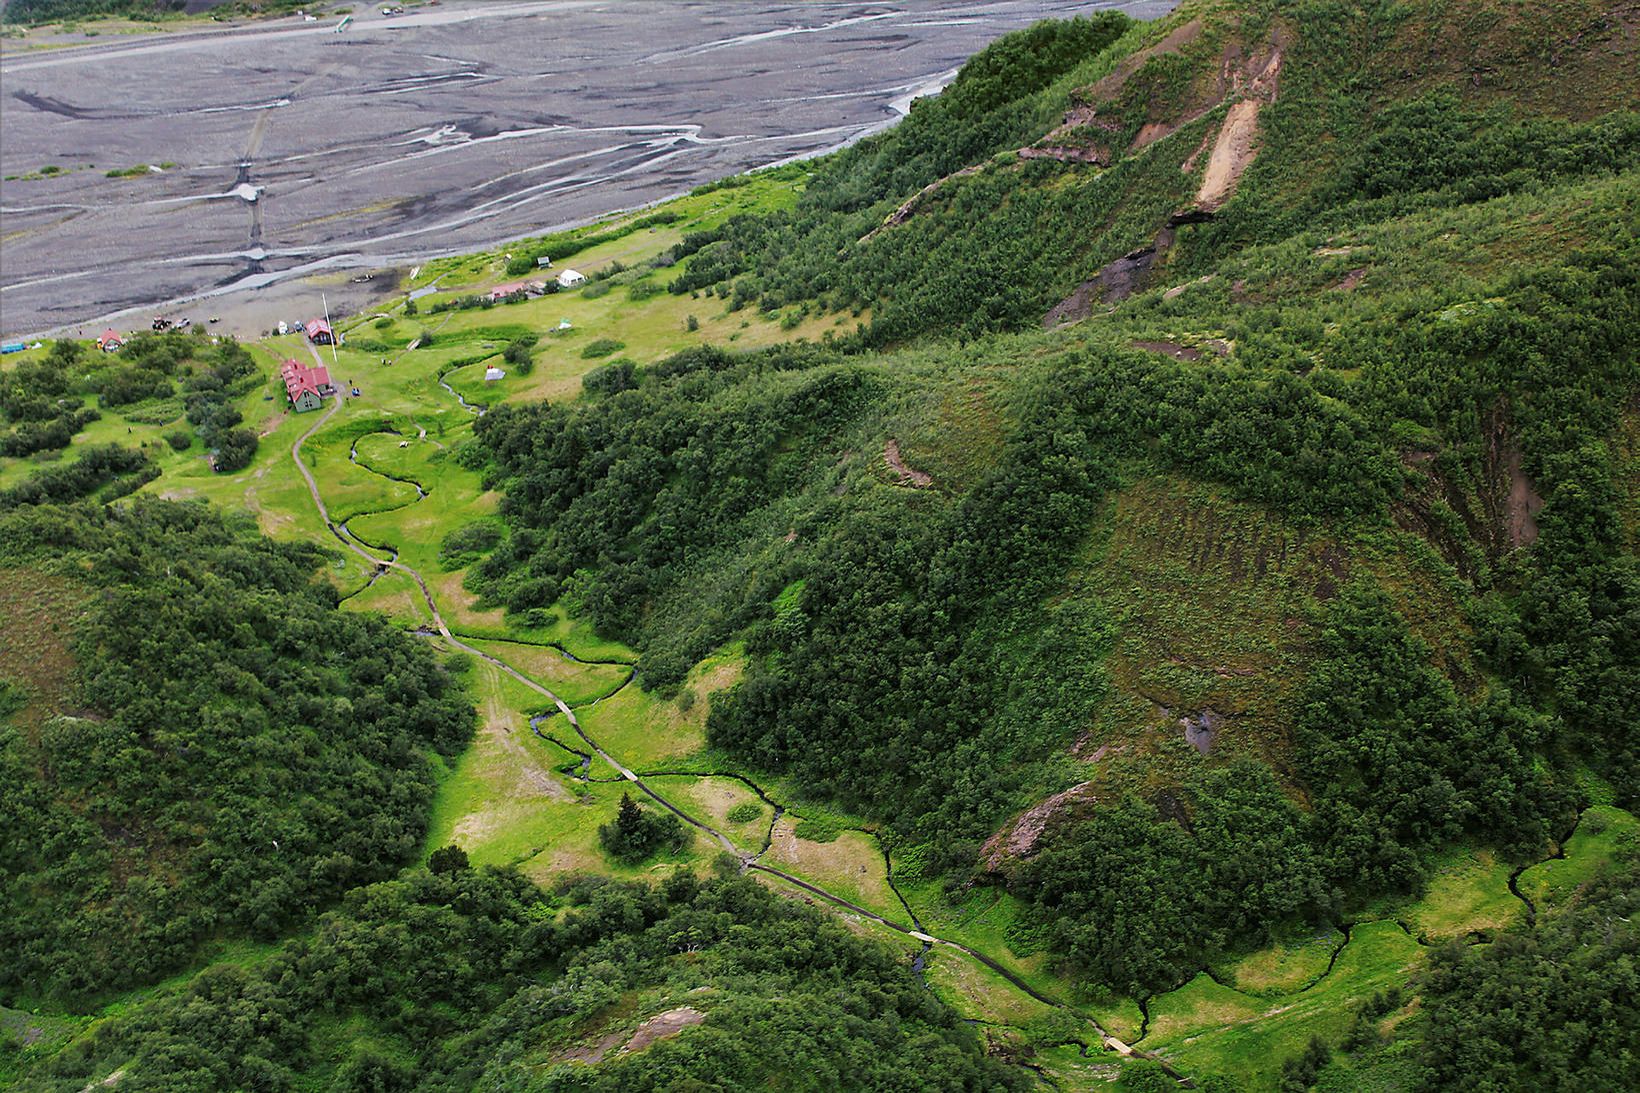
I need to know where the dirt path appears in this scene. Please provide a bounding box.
[293,382,1172,1078]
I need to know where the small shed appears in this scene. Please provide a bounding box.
[536,255,554,268]
[485,366,506,382]
[304,318,334,345]
[97,329,124,352]
[556,269,586,288]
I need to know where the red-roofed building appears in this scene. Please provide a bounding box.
[97,329,124,353]
[280,358,336,413]
[304,318,334,345]
[488,280,546,301]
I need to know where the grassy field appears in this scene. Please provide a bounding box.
[1515,805,1640,913]
[1128,805,1640,1088]
[0,567,87,732]
[1396,848,1523,940]
[9,145,1634,1091]
[575,644,743,769]
[1143,921,1424,1088]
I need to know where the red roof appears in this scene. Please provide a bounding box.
[304,319,332,339]
[97,328,123,346]
[281,358,333,403]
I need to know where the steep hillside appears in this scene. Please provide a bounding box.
[3,2,1637,1089]
[667,0,1638,341]
[462,0,1640,1080]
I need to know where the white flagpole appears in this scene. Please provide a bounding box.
[322,292,339,368]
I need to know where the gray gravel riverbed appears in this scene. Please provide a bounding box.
[0,0,1172,338]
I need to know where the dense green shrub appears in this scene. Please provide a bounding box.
[1415,862,1640,1090]
[0,500,474,1002]
[581,358,637,396]
[0,444,158,509]
[598,793,688,863]
[438,520,502,570]
[20,869,1022,1092]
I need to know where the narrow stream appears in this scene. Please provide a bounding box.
[302,356,1183,1081]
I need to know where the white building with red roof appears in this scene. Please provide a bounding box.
[96,329,124,352]
[280,358,336,413]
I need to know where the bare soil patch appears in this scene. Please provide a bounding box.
[1500,432,1544,549]
[884,439,932,488]
[1332,267,1368,292]
[552,1028,627,1066]
[1131,339,1203,361]
[622,1006,706,1054]
[1195,99,1263,212]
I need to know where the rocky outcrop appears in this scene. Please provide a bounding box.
[860,165,983,242]
[980,781,1099,871]
[1043,228,1175,327]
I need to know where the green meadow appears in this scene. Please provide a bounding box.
[8,160,1636,1091]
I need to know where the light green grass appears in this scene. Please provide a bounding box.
[758,817,903,922]
[576,645,743,768]
[423,659,715,883]
[1398,847,1523,940]
[1144,921,1422,1090]
[646,775,768,853]
[1516,805,1640,913]
[341,568,434,627]
[462,636,629,706]
[924,948,1058,1029]
[1215,927,1347,996]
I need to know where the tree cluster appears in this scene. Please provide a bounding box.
[598,793,689,863]
[18,868,1022,1093]
[0,500,474,1003]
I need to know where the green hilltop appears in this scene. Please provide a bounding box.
[3,1,1637,1089]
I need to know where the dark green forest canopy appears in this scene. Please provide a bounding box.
[467,0,1640,1006]
[17,868,1023,1093]
[3,2,1638,1088]
[1413,859,1640,1091]
[0,500,474,1004]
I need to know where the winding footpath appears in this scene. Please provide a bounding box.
[292,388,1175,1081]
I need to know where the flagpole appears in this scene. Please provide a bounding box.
[322,292,338,368]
